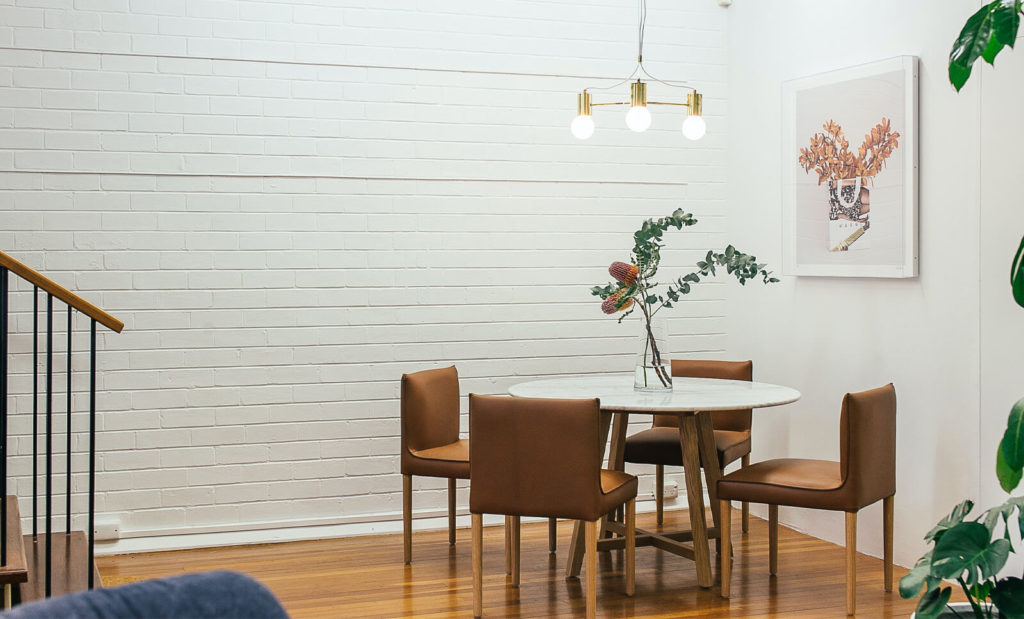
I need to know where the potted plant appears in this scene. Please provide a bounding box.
[591,208,777,391]
[900,2,1024,617]
[899,403,1024,618]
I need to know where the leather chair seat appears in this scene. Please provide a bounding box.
[600,470,640,514]
[409,439,470,479]
[623,427,751,468]
[718,458,846,510]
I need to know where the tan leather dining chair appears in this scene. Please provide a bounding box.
[400,366,469,564]
[469,394,638,619]
[718,383,896,616]
[623,360,754,529]
[401,367,557,565]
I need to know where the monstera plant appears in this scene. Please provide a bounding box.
[899,2,1024,617]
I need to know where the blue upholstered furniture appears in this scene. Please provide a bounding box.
[1,570,288,619]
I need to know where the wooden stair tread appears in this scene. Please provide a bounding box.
[18,531,101,602]
[0,496,28,585]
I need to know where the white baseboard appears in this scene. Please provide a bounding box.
[97,497,671,556]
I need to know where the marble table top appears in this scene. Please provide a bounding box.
[508,374,800,413]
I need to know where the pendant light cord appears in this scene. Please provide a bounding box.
[638,0,647,61]
[582,0,691,92]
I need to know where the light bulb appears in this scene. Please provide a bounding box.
[570,114,595,140]
[625,106,651,132]
[682,115,706,140]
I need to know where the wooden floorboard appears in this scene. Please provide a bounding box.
[96,508,948,617]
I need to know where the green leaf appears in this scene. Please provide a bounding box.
[931,522,1010,585]
[990,0,1022,52]
[914,585,953,619]
[999,397,1024,491]
[983,493,1017,537]
[991,577,1024,617]
[926,500,975,542]
[998,446,1024,493]
[1012,234,1024,308]
[949,0,1022,90]
[900,561,934,599]
[968,580,994,602]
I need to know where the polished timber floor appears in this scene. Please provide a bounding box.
[97,508,934,618]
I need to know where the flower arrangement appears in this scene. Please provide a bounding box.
[591,208,778,390]
[798,118,901,186]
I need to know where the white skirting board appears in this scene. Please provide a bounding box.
[97,497,672,556]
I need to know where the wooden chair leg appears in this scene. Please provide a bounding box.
[505,516,512,575]
[655,464,664,525]
[403,474,412,565]
[846,511,857,616]
[511,515,521,587]
[720,499,731,598]
[549,517,557,553]
[585,520,597,619]
[448,478,456,546]
[883,496,893,593]
[625,499,635,597]
[768,504,778,576]
[473,513,483,618]
[741,454,750,534]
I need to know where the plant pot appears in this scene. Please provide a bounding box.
[634,315,672,392]
[910,602,1000,618]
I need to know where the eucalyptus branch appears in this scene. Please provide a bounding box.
[593,209,779,386]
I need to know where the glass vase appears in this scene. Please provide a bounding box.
[634,314,672,392]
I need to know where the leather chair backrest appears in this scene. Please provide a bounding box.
[401,365,460,457]
[469,394,604,522]
[839,383,897,509]
[652,360,753,432]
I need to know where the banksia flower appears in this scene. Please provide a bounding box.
[609,261,639,285]
[601,291,633,314]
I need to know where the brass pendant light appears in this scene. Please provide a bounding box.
[570,0,705,141]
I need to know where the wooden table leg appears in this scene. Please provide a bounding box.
[695,411,723,552]
[602,412,630,537]
[566,410,614,577]
[607,410,629,471]
[679,413,713,588]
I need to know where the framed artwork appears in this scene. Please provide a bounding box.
[782,56,918,278]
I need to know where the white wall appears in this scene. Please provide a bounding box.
[0,0,733,547]
[724,0,981,568]
[979,21,1024,573]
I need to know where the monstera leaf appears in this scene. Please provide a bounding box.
[991,577,1024,617]
[931,522,1010,585]
[913,585,953,619]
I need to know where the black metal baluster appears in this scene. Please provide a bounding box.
[87,320,95,589]
[45,294,52,598]
[0,268,8,568]
[33,286,38,538]
[66,306,71,536]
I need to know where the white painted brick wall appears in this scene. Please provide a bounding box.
[0,0,733,540]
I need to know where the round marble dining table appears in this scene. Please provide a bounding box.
[508,374,801,589]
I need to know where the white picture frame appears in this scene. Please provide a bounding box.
[782,56,918,278]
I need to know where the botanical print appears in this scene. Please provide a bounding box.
[782,56,917,278]
[798,118,900,252]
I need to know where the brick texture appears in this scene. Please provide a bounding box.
[0,0,729,539]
